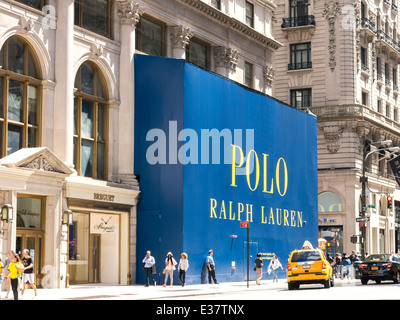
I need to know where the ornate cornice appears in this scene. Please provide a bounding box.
[179,0,281,50]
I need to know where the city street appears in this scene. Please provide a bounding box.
[15,278,400,301]
[166,280,400,300]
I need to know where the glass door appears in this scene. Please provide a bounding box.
[89,234,101,283]
[16,232,44,287]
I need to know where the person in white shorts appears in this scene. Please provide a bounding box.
[21,249,37,298]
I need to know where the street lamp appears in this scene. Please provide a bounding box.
[1,204,13,222]
[62,209,73,225]
[360,142,399,256]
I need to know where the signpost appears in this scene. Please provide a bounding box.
[240,221,249,288]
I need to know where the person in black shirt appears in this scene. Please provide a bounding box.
[254,253,263,285]
[21,249,37,298]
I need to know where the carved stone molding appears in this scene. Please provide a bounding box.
[323,0,341,72]
[116,0,144,27]
[0,147,74,175]
[90,43,103,60]
[20,16,34,34]
[24,155,58,172]
[264,66,275,87]
[354,1,361,73]
[214,46,239,71]
[322,124,344,153]
[170,25,193,49]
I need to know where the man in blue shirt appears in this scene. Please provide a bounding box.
[206,250,218,284]
[142,251,156,286]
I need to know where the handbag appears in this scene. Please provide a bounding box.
[152,265,156,274]
[162,269,166,274]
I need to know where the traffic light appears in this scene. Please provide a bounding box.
[387,196,393,209]
[326,242,331,248]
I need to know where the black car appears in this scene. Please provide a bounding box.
[359,254,400,285]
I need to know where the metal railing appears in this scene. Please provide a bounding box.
[281,15,315,28]
[377,30,400,52]
[361,18,376,33]
[301,104,400,134]
[288,61,312,70]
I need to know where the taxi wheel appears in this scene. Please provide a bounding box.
[288,282,299,290]
[324,276,331,288]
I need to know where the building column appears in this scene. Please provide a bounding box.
[170,25,193,59]
[116,0,143,178]
[53,0,74,166]
[214,46,239,80]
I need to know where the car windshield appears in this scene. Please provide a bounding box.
[364,254,391,262]
[291,251,322,263]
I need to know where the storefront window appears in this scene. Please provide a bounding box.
[318,226,343,257]
[0,37,41,157]
[17,197,42,229]
[318,191,343,212]
[69,213,89,283]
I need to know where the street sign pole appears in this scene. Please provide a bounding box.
[247,225,249,289]
[240,220,250,288]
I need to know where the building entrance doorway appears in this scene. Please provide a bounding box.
[68,211,120,284]
[16,231,44,286]
[16,194,45,287]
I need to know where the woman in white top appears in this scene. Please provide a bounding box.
[178,252,189,287]
[268,254,283,282]
[163,252,177,287]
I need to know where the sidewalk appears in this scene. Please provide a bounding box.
[6,278,358,300]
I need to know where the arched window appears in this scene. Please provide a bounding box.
[0,36,41,157]
[73,61,108,180]
[318,192,343,212]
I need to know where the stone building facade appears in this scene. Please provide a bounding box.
[0,0,280,288]
[274,0,400,256]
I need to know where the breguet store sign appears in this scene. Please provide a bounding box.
[90,213,118,234]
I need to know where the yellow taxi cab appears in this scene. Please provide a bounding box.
[287,241,334,290]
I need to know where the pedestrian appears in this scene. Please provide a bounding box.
[268,254,283,282]
[5,253,24,300]
[206,250,218,284]
[163,252,177,287]
[3,250,15,299]
[349,250,357,264]
[341,253,351,279]
[334,253,341,278]
[254,253,263,285]
[142,251,156,287]
[178,252,189,287]
[21,249,37,298]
